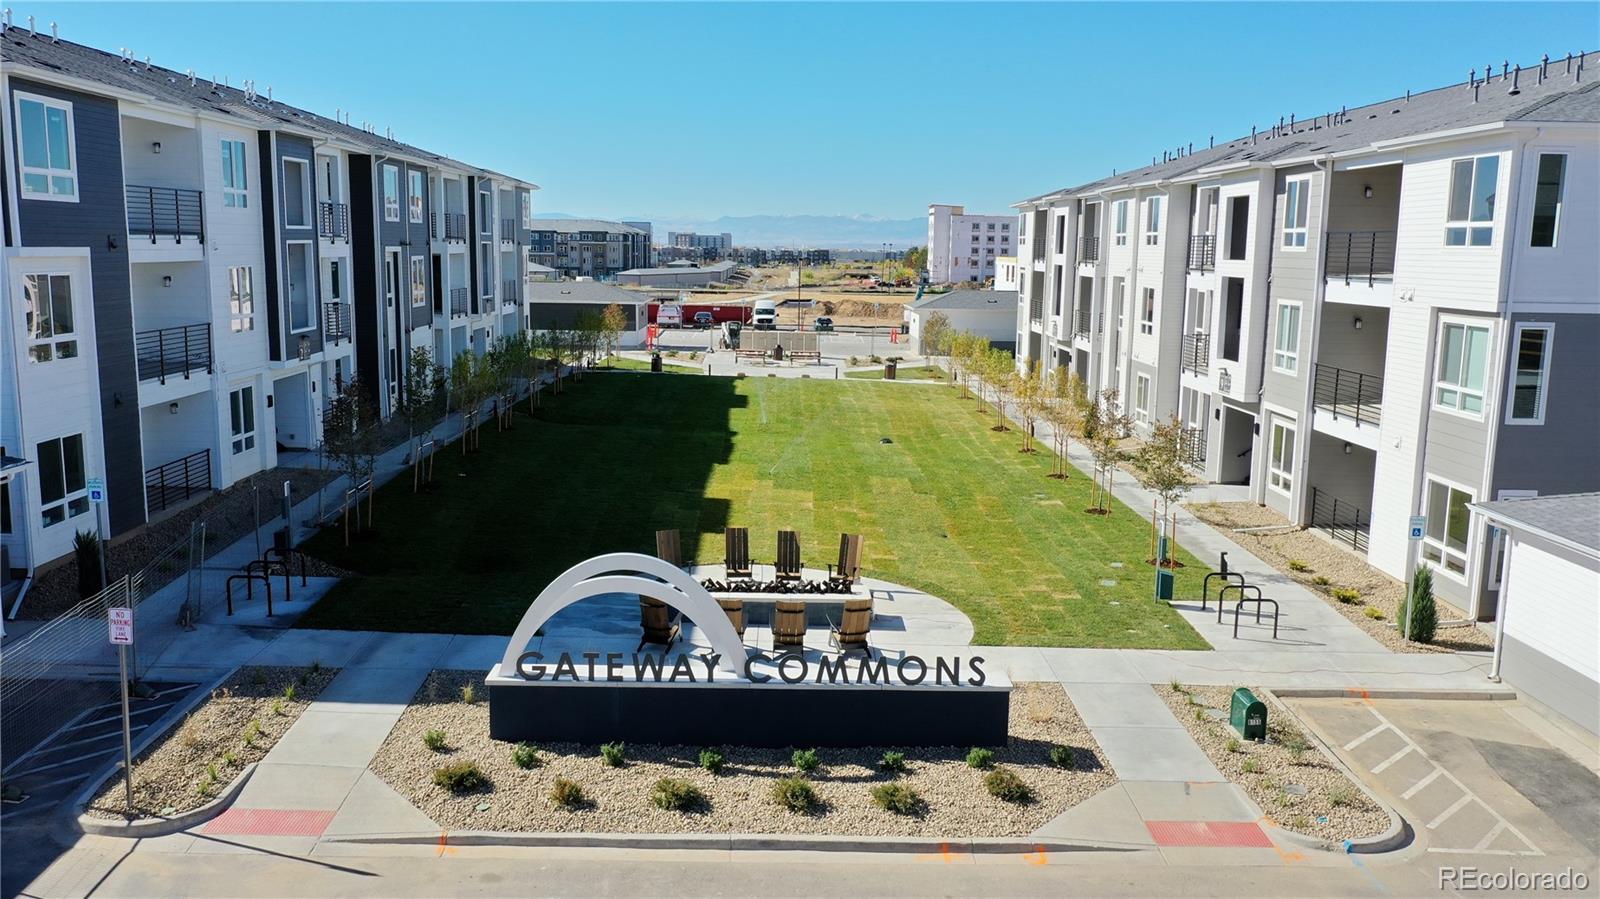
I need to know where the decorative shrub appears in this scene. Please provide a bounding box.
[423,728,448,752]
[698,749,726,774]
[460,684,478,705]
[1332,587,1361,604]
[432,761,486,793]
[965,747,995,769]
[1363,606,1385,620]
[599,741,626,767]
[791,748,820,773]
[1048,745,1076,768]
[511,742,540,769]
[73,530,104,599]
[870,782,922,815]
[878,750,907,773]
[1400,564,1438,644]
[1225,737,1241,753]
[983,767,1033,803]
[772,777,817,813]
[1287,560,1311,573]
[1312,575,1332,587]
[1328,785,1357,808]
[650,778,704,812]
[549,777,585,808]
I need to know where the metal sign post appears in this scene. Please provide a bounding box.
[87,477,108,590]
[108,606,136,811]
[1404,515,1426,642]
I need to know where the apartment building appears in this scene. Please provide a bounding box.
[1013,54,1599,624]
[527,219,649,279]
[666,231,733,259]
[927,203,1013,284]
[0,26,538,575]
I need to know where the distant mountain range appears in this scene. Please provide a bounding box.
[537,213,926,250]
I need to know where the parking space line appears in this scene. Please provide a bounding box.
[1371,745,1413,774]
[1343,722,1389,751]
[24,723,150,757]
[1401,768,1444,799]
[1425,794,1474,830]
[1472,821,1509,851]
[8,745,121,779]
[0,707,92,777]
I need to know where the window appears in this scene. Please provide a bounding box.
[1144,197,1162,245]
[1268,420,1295,494]
[1508,323,1552,424]
[1422,479,1473,576]
[1434,321,1491,415]
[1281,178,1309,248]
[408,170,425,223]
[1113,200,1129,246]
[1134,374,1151,423]
[382,164,400,221]
[16,93,77,200]
[228,266,255,332]
[410,256,427,306]
[1445,155,1499,246]
[520,191,532,229]
[1529,153,1566,247]
[281,157,311,228]
[479,191,493,233]
[229,386,257,455]
[1002,223,1009,231]
[1272,301,1301,373]
[36,433,88,527]
[328,259,343,302]
[1139,288,1155,335]
[480,242,494,296]
[221,139,248,207]
[286,243,314,332]
[23,273,78,362]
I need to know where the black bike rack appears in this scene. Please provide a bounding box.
[226,572,273,616]
[263,545,309,587]
[244,558,292,604]
[1203,571,1247,615]
[1219,583,1280,639]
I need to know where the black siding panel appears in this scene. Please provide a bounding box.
[348,154,381,406]
[257,131,282,362]
[9,79,144,534]
[274,132,322,359]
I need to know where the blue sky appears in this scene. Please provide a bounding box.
[22,2,1600,223]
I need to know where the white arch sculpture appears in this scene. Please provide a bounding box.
[496,552,746,679]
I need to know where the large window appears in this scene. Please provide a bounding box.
[1508,323,1552,424]
[1144,197,1162,246]
[221,139,248,207]
[23,273,77,362]
[382,164,400,222]
[16,93,77,201]
[1434,320,1491,415]
[228,266,255,333]
[1113,200,1128,246]
[480,243,494,296]
[1282,178,1309,248]
[520,191,532,229]
[1529,153,1566,248]
[408,170,425,224]
[1139,287,1155,335]
[1134,374,1151,423]
[1273,301,1301,374]
[410,256,427,306]
[37,433,88,527]
[1268,420,1295,494]
[1422,479,1473,576]
[286,243,314,332]
[229,386,256,455]
[1445,155,1499,246]
[282,157,311,228]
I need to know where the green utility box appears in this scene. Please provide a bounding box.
[1229,688,1267,741]
[1154,568,1175,601]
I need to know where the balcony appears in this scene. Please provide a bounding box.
[1312,363,1382,427]
[318,201,349,240]
[1029,295,1043,323]
[135,323,212,383]
[1187,234,1215,272]
[502,279,520,306]
[323,302,351,345]
[1075,304,1092,338]
[126,185,203,243]
[1310,486,1369,554]
[1180,427,1206,469]
[450,287,469,317]
[500,218,519,244]
[1181,333,1210,376]
[441,212,468,242]
[1078,236,1100,263]
[145,448,211,515]
[1325,230,1396,286]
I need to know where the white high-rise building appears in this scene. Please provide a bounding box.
[927,204,1014,284]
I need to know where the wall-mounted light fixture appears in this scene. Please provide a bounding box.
[1363,185,1373,199]
[1343,442,1353,455]
[162,275,173,288]
[107,235,119,251]
[152,141,162,154]
[169,402,179,415]
[1353,316,1364,330]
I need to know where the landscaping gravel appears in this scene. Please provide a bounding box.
[1186,501,1492,653]
[1158,683,1389,843]
[84,664,337,820]
[369,673,1115,837]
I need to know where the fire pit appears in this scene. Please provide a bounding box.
[699,578,856,595]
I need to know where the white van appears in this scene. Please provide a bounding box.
[752,299,778,330]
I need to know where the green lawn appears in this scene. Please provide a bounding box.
[844,365,949,381]
[599,355,699,372]
[297,374,1209,649]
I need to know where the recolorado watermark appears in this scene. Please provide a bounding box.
[1439,866,1589,892]
[514,650,988,687]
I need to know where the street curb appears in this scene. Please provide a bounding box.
[321,830,1140,855]
[75,764,257,838]
[1269,687,1517,702]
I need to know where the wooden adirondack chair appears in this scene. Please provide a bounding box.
[828,534,863,587]
[717,596,746,637]
[828,596,874,658]
[725,527,752,579]
[772,599,807,652]
[637,595,681,652]
[775,530,802,582]
[655,528,685,568]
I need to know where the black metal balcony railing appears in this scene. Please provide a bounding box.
[135,323,212,383]
[500,218,519,243]
[126,185,203,243]
[1029,295,1044,323]
[145,448,212,515]
[323,302,351,344]
[1079,235,1100,263]
[1075,304,1092,337]
[1311,486,1370,553]
[1180,426,1206,468]
[1182,333,1211,375]
[1313,363,1383,427]
[318,201,349,240]
[502,279,520,305]
[1325,230,1397,286]
[449,287,469,317]
[442,212,468,242]
[1188,233,1216,271]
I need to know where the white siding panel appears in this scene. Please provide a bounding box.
[1504,538,1600,681]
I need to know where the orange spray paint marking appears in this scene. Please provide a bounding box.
[1023,845,1050,866]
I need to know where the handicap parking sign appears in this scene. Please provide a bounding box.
[1408,515,1426,540]
[87,477,106,504]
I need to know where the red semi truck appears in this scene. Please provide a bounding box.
[646,302,753,328]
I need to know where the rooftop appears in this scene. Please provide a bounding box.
[911,289,1017,311]
[525,280,649,305]
[527,219,648,235]
[619,261,737,277]
[1472,492,1600,555]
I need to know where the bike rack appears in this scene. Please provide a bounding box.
[263,546,309,587]
[244,558,291,604]
[1219,583,1280,639]
[226,572,273,616]
[1203,571,1247,615]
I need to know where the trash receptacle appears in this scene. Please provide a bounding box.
[773,344,784,361]
[884,360,898,380]
[1229,688,1267,741]
[650,352,663,373]
[272,527,291,551]
[1154,567,1175,601]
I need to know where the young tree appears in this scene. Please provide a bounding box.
[985,348,1013,429]
[1044,367,1087,478]
[449,350,487,454]
[920,311,951,360]
[323,376,381,543]
[397,347,442,492]
[599,302,628,364]
[1400,564,1438,644]
[1133,416,1194,565]
[1085,389,1132,515]
[1015,361,1044,452]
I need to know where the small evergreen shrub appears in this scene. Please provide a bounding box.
[791,748,820,773]
[965,747,995,769]
[1287,560,1311,573]
[73,530,104,599]
[650,778,704,812]
[460,684,478,705]
[698,749,726,774]
[1400,564,1438,644]
[511,742,541,769]
[549,777,585,808]
[870,782,922,815]
[878,750,907,773]
[772,777,817,813]
[599,741,626,767]
[1048,745,1076,768]
[983,767,1033,803]
[423,728,448,752]
[1332,587,1361,604]
[432,761,486,793]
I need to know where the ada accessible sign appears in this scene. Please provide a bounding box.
[1408,515,1427,540]
[87,477,106,504]
[108,607,134,645]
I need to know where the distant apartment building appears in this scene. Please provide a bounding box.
[0,26,538,574]
[668,231,733,252]
[927,204,1013,284]
[1011,53,1599,630]
[527,219,650,279]
[994,255,1019,291]
[623,220,655,265]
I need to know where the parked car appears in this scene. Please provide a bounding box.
[693,311,715,328]
[813,317,834,332]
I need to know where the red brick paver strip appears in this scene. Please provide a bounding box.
[202,808,337,837]
[1145,820,1273,848]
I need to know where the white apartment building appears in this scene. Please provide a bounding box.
[1013,54,1599,632]
[993,255,1019,291]
[927,203,1013,284]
